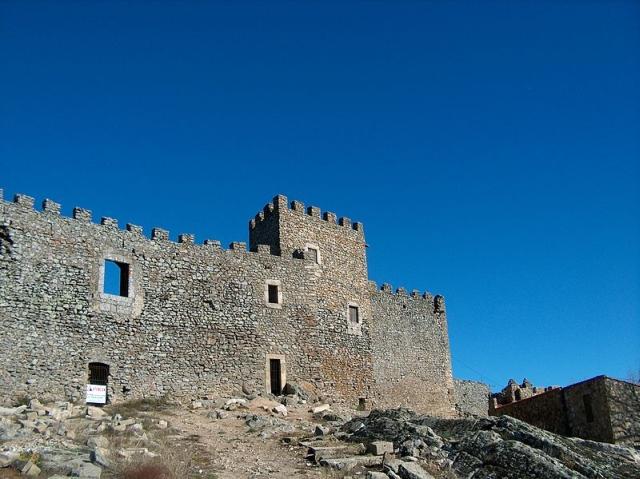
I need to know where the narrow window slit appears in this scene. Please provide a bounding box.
[349,305,360,324]
[583,394,594,423]
[268,284,279,304]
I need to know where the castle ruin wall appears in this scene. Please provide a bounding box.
[0,189,454,416]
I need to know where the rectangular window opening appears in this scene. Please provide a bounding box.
[349,305,360,324]
[268,284,279,304]
[583,394,594,423]
[104,259,130,297]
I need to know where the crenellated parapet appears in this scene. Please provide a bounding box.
[249,194,364,235]
[0,188,295,259]
[371,281,442,303]
[368,281,445,316]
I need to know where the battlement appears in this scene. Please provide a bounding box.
[0,188,296,259]
[369,281,445,315]
[249,194,364,235]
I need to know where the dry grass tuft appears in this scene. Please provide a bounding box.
[106,396,173,417]
[111,436,195,479]
[121,462,173,479]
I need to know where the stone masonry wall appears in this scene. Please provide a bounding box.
[0,189,455,415]
[563,376,614,443]
[604,377,640,445]
[454,379,490,416]
[370,285,455,417]
[490,376,640,445]
[490,388,569,436]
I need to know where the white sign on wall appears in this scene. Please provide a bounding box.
[86,384,107,404]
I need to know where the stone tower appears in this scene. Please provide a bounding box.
[250,195,370,336]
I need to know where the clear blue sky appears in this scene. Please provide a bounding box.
[1,2,638,391]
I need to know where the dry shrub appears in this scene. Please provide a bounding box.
[121,462,173,479]
[113,437,194,479]
[106,396,173,417]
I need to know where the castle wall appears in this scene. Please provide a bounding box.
[0,189,455,415]
[490,388,569,436]
[454,379,490,416]
[604,377,640,445]
[563,376,614,443]
[370,286,455,417]
[0,193,371,405]
[490,376,640,445]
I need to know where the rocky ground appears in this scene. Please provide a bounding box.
[1,389,639,478]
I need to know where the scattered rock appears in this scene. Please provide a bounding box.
[322,412,349,422]
[279,396,298,407]
[282,382,310,400]
[367,472,390,479]
[314,424,330,436]
[367,440,394,456]
[0,405,27,416]
[0,451,18,468]
[342,408,640,479]
[247,397,280,411]
[91,447,110,468]
[306,443,366,462]
[33,421,48,434]
[345,420,365,434]
[398,462,434,479]
[66,457,103,478]
[384,458,404,473]
[0,417,21,440]
[130,423,144,434]
[87,436,109,449]
[207,409,228,420]
[118,448,157,459]
[21,460,41,476]
[86,406,107,419]
[311,404,330,414]
[319,455,384,471]
[272,404,288,416]
[242,382,254,396]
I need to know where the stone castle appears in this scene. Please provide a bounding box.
[490,376,640,445]
[0,189,461,416]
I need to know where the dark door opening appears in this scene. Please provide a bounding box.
[89,362,109,385]
[269,359,282,395]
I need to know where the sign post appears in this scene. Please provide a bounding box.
[86,384,107,404]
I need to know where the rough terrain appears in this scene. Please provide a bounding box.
[1,390,639,478]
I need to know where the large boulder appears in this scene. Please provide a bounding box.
[341,409,640,479]
[282,381,317,402]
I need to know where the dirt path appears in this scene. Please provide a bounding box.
[155,406,341,479]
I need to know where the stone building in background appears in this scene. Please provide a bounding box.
[0,189,465,416]
[453,379,490,416]
[490,376,640,446]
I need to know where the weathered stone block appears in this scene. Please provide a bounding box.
[367,440,394,456]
